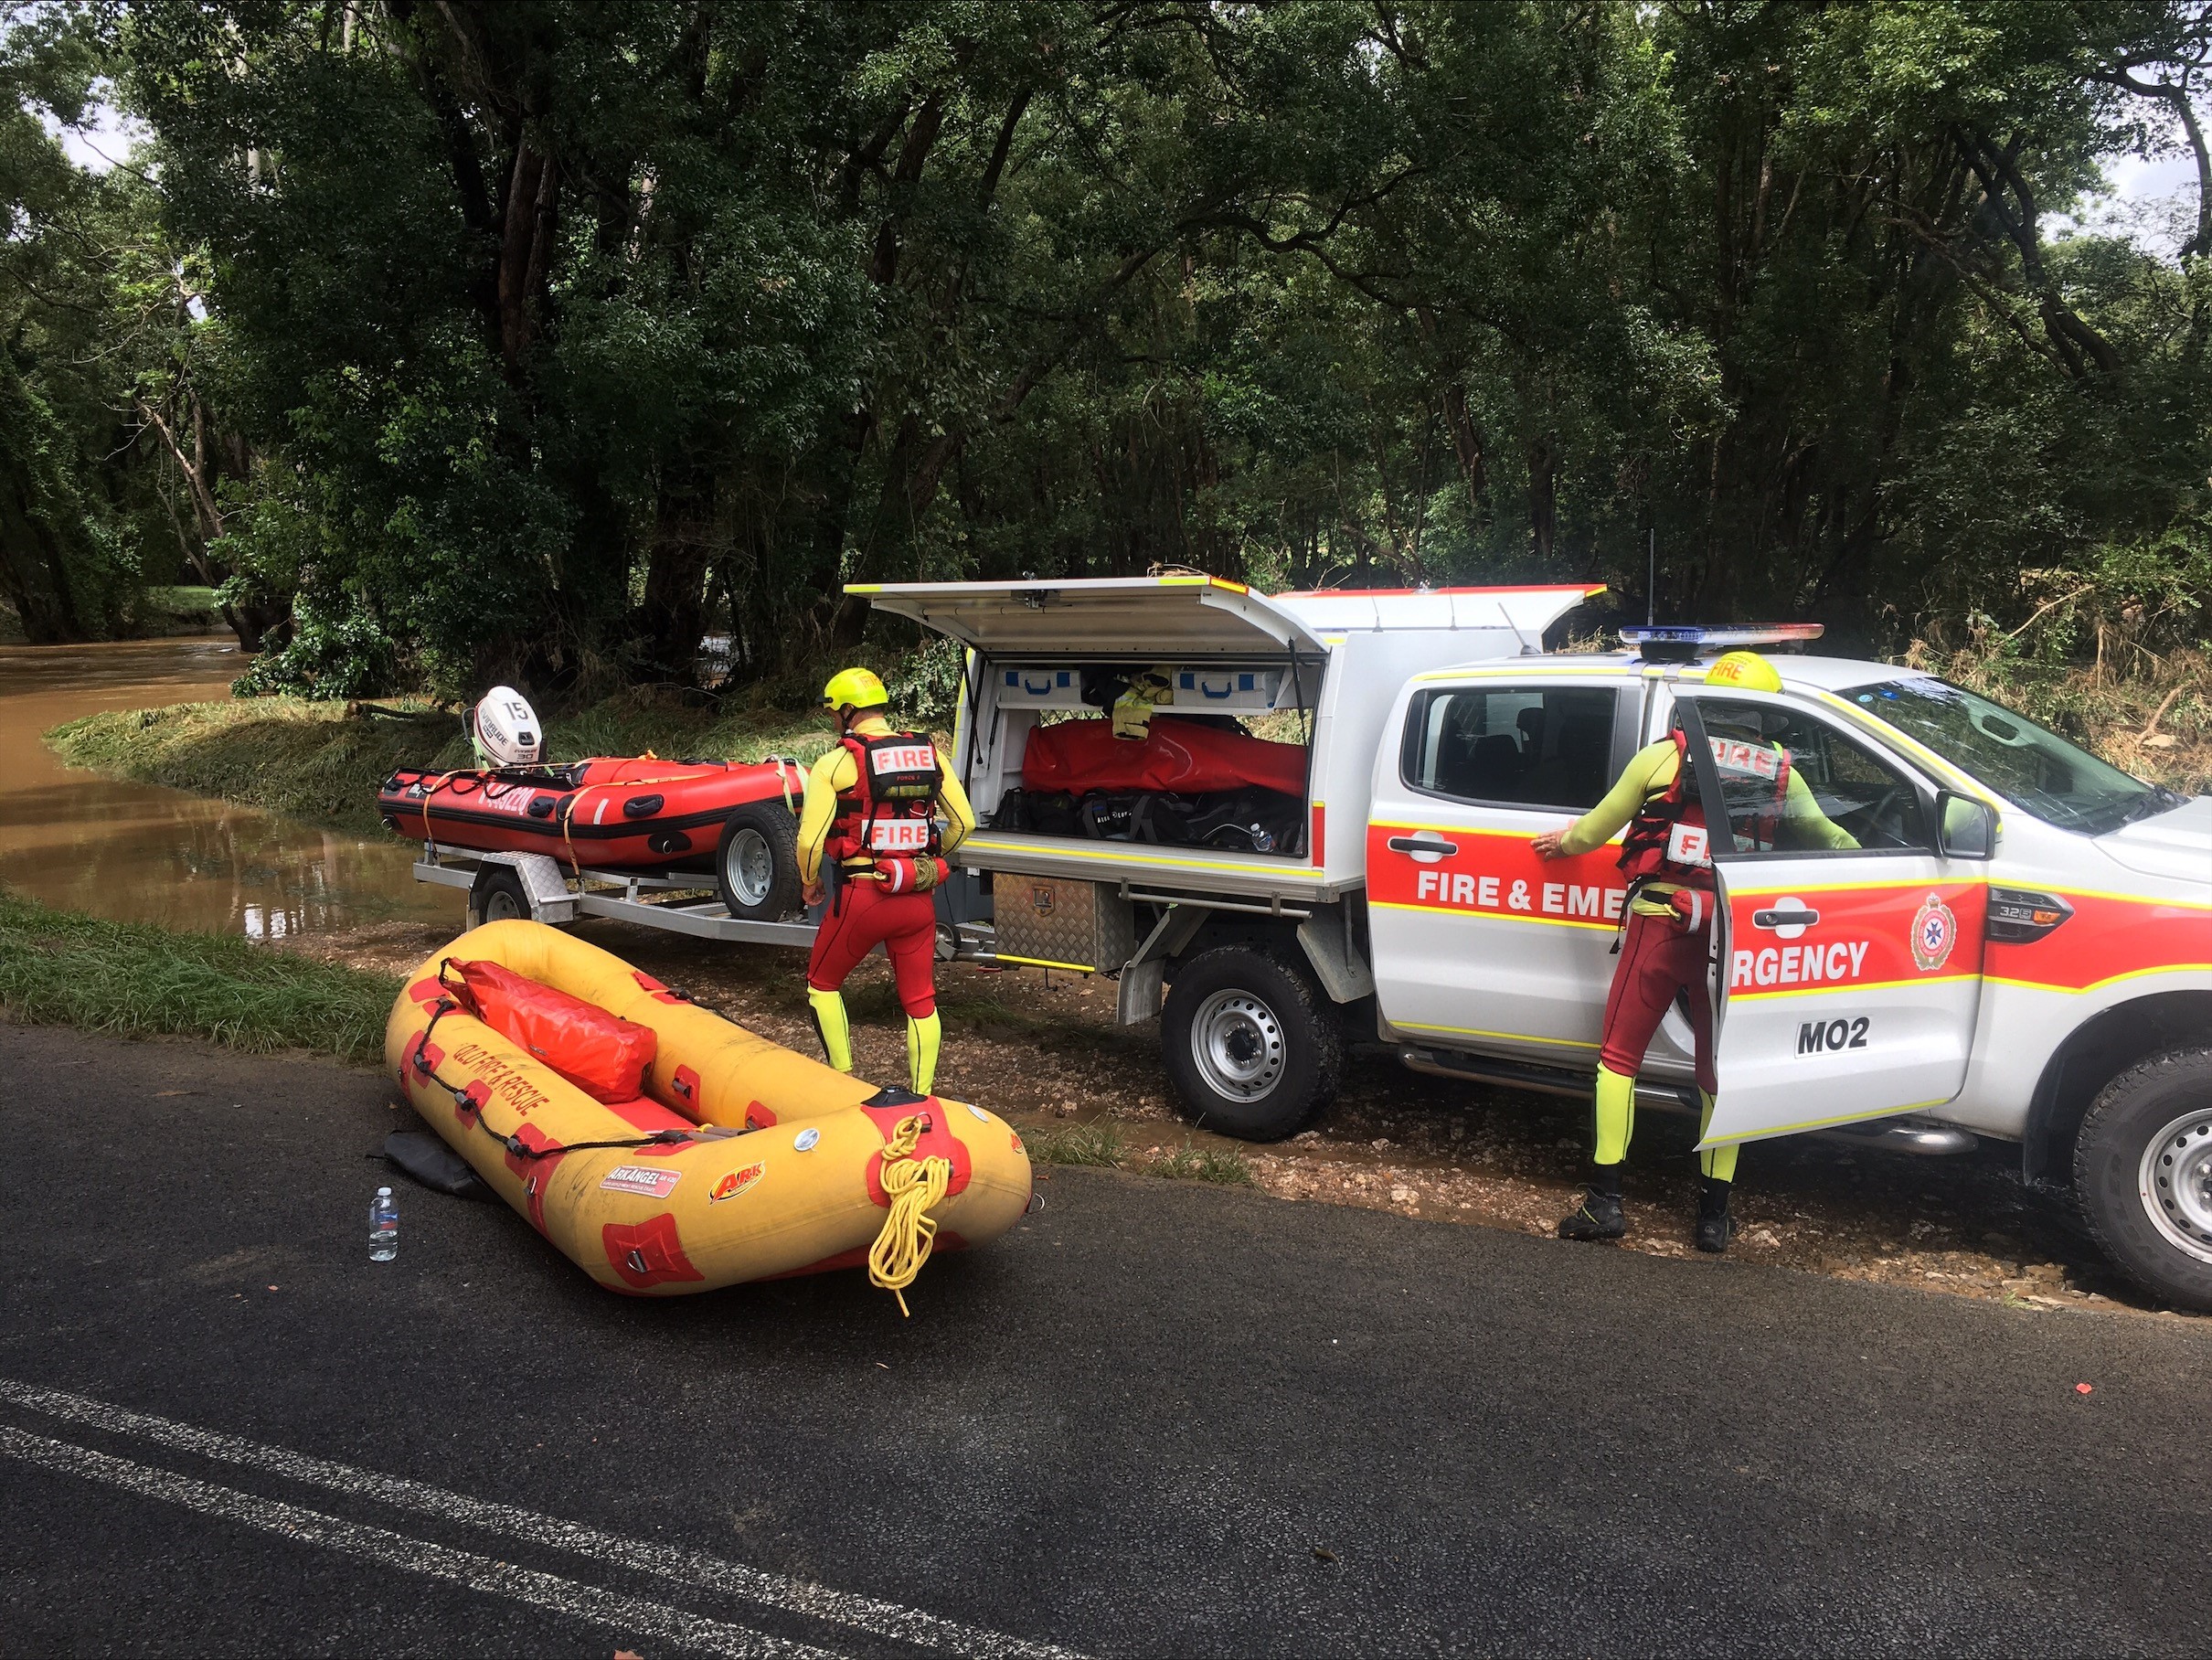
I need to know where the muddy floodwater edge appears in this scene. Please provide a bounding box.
[0,638,461,940]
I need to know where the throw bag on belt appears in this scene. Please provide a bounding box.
[443,957,657,1103]
[1021,715,1305,797]
[874,855,950,894]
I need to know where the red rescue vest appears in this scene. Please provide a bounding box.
[825,729,943,869]
[1618,729,1792,892]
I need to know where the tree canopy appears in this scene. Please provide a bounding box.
[4,0,2207,696]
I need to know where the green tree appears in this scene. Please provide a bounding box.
[85,0,2212,693]
[0,4,139,640]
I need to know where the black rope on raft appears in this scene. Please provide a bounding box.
[408,997,696,1163]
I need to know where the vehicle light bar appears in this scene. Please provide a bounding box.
[1620,623,1825,662]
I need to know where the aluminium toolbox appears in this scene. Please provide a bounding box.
[989,876,1136,974]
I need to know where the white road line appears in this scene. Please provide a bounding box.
[0,1377,1081,1660]
[0,1425,835,1660]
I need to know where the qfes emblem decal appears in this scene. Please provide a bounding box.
[1909,892,1959,973]
[707,1162,766,1204]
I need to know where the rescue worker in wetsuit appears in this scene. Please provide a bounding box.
[1532,650,1857,1251]
[797,667,976,1096]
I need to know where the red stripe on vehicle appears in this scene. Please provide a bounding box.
[1986,890,2212,991]
[1725,882,1985,995]
[1367,822,1625,923]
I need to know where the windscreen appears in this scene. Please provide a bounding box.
[1839,677,2159,835]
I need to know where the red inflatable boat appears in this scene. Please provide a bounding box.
[378,757,805,919]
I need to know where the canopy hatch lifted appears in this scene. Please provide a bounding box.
[851,576,1604,661]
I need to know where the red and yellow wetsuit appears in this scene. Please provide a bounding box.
[795,714,975,1094]
[1559,736,1856,1180]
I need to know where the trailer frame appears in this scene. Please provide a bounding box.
[411,842,998,958]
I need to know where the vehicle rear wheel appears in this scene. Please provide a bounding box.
[2074,1047,2212,1314]
[1161,946,1341,1141]
[716,802,803,921]
[467,866,531,929]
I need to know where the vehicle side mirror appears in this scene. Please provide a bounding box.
[1937,791,1994,860]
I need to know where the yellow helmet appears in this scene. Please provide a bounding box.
[1704,650,1782,695]
[821,666,889,713]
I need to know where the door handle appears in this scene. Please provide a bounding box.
[1752,907,1821,930]
[1387,835,1459,857]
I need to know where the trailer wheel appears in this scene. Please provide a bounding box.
[1161,947,1341,1141]
[2075,1047,2212,1314]
[468,866,532,928]
[716,802,803,921]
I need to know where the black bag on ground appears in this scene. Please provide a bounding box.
[383,1130,488,1197]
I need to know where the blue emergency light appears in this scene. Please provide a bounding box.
[1619,623,1824,663]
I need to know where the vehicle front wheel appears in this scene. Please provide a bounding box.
[1161,946,1341,1141]
[716,802,803,921]
[2074,1047,2212,1314]
[467,865,532,929]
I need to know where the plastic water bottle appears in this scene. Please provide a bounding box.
[369,1186,398,1261]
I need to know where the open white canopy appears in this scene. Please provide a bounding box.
[849,577,1603,659]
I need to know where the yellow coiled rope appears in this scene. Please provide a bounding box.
[867,1112,952,1317]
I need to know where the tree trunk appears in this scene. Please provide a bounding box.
[1527,432,1558,563]
[636,464,718,679]
[498,143,550,377]
[1441,378,1487,503]
[0,491,86,642]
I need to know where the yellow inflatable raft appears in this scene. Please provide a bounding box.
[383,920,1032,1304]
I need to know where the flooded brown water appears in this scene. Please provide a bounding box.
[0,637,462,938]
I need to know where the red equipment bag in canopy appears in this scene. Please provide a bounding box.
[1020,716,1305,798]
[443,957,658,1105]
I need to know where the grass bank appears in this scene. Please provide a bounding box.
[1021,1119,1257,1185]
[0,893,401,1064]
[47,690,840,836]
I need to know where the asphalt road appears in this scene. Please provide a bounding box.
[1,1022,2205,1658]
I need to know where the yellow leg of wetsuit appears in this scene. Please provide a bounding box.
[1698,1091,1739,1183]
[808,987,853,1074]
[1593,1064,1636,1165]
[906,1010,941,1096]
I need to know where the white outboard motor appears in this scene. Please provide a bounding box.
[470,686,544,769]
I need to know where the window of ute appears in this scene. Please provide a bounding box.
[1692,698,1932,855]
[1403,686,1620,812]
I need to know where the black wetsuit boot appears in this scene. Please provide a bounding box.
[1695,1177,1736,1253]
[1558,1163,1626,1241]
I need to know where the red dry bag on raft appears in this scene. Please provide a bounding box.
[442,957,657,1104]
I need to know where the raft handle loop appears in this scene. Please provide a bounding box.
[497,1128,691,1162]
[409,995,459,1075]
[867,1112,954,1319]
[436,958,474,1005]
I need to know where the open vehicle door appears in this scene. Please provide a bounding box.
[1677,696,1995,1145]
